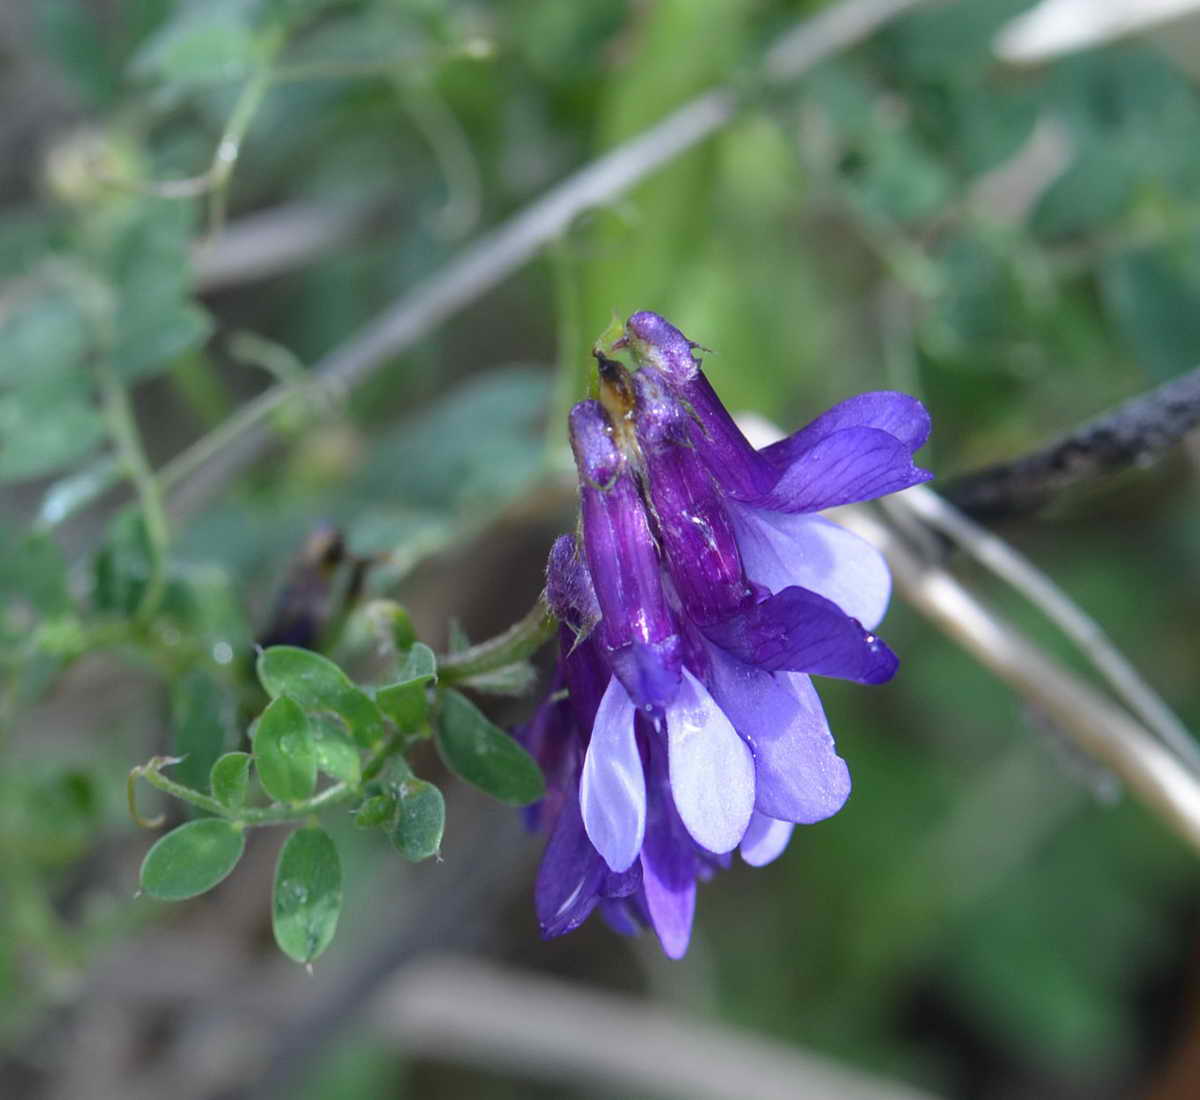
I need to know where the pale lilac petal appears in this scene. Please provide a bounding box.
[641,854,696,959]
[703,586,898,684]
[535,786,605,938]
[761,391,931,464]
[739,812,795,867]
[727,505,891,630]
[703,642,852,823]
[664,668,755,854]
[580,677,646,872]
[757,427,932,513]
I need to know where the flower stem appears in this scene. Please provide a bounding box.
[437,597,557,684]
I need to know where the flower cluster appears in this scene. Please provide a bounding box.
[519,311,931,957]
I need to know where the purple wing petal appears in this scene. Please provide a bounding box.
[703,586,898,683]
[640,743,698,959]
[703,641,851,823]
[580,676,646,873]
[757,427,932,513]
[535,784,605,938]
[727,504,892,630]
[664,668,756,854]
[761,391,931,465]
[739,812,796,867]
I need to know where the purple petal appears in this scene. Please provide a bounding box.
[608,637,683,712]
[580,676,646,872]
[640,744,698,959]
[535,784,605,938]
[761,391,932,464]
[664,668,755,854]
[623,311,700,384]
[726,504,891,630]
[704,586,898,684]
[703,641,851,823]
[757,427,932,513]
[600,898,643,937]
[739,812,796,867]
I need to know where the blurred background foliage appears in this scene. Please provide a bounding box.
[3,0,1200,1097]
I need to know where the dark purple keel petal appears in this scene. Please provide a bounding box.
[756,427,932,513]
[703,641,851,823]
[608,637,683,713]
[703,586,898,683]
[580,676,646,873]
[535,783,606,938]
[600,897,643,937]
[664,668,756,854]
[739,812,796,867]
[726,504,892,630]
[761,391,932,465]
[640,745,698,960]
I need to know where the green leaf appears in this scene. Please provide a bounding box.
[257,646,388,748]
[272,826,342,965]
[170,667,236,796]
[375,677,430,733]
[133,4,259,87]
[140,818,245,901]
[353,793,395,829]
[254,695,316,803]
[388,777,445,862]
[434,690,544,806]
[0,385,105,482]
[210,752,251,810]
[400,642,437,682]
[310,713,362,785]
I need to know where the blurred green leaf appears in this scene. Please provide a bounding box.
[0,288,90,387]
[435,689,544,806]
[1102,240,1200,381]
[210,752,252,810]
[170,666,237,796]
[0,385,105,482]
[353,793,394,829]
[254,695,316,803]
[257,646,389,748]
[133,1,259,87]
[272,826,342,964]
[140,818,245,901]
[388,777,444,861]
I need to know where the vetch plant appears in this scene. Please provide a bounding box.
[130,310,928,964]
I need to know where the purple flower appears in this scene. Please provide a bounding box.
[519,312,931,957]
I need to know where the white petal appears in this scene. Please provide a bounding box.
[739,812,795,867]
[580,677,645,872]
[727,505,891,629]
[665,668,755,854]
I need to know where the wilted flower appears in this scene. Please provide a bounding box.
[519,311,931,957]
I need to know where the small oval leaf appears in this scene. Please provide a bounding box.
[140,818,245,901]
[255,695,316,803]
[435,690,544,806]
[400,642,437,683]
[257,646,388,747]
[389,778,445,861]
[210,751,251,809]
[353,793,395,829]
[375,678,429,733]
[273,826,342,964]
[309,712,362,785]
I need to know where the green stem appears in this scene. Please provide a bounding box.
[437,597,558,684]
[207,45,280,234]
[96,360,170,622]
[130,727,405,829]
